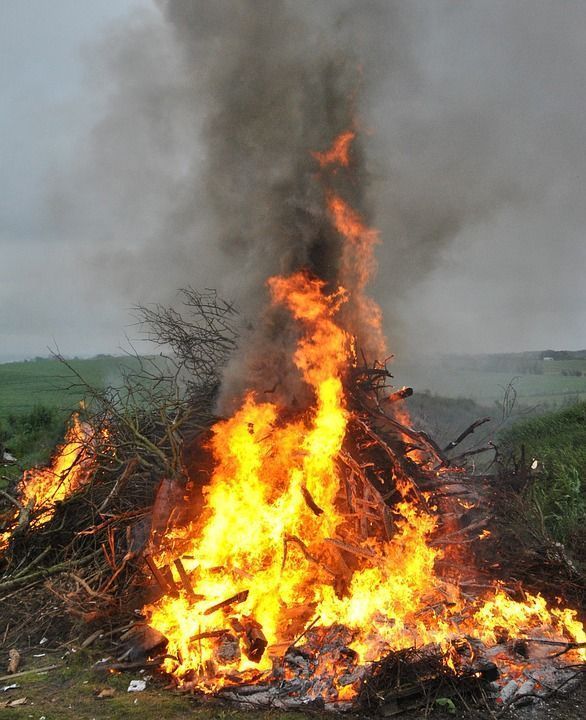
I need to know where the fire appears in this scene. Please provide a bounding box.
[18,413,101,527]
[142,129,585,695]
[312,129,355,168]
[146,271,353,681]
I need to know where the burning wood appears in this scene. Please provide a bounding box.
[203,590,249,616]
[144,554,176,595]
[173,558,199,601]
[1,125,584,715]
[300,484,324,516]
[324,537,376,559]
[230,617,268,663]
[385,386,413,403]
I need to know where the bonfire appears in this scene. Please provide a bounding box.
[0,128,584,715]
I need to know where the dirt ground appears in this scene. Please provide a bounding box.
[0,650,583,720]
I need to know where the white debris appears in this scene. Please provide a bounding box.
[127,680,147,693]
[1,684,19,692]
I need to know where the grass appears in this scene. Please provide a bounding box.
[0,651,314,720]
[394,363,586,407]
[0,356,145,421]
[498,401,586,552]
[0,356,152,487]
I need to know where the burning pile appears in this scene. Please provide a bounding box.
[0,413,107,550]
[1,129,584,713]
[136,132,584,706]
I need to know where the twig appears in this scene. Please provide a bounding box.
[0,663,62,682]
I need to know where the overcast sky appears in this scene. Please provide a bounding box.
[1,1,585,363]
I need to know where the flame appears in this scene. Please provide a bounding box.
[142,128,585,695]
[312,129,355,168]
[18,413,101,527]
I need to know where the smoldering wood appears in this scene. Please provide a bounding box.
[144,554,174,595]
[117,623,168,662]
[385,386,413,403]
[242,620,268,663]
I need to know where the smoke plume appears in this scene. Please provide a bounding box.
[47,1,586,371]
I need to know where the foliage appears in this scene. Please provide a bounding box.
[0,404,66,485]
[499,402,586,551]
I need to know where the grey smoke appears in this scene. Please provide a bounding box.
[42,0,586,369]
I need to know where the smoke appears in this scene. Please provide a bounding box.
[160,0,407,405]
[48,1,586,374]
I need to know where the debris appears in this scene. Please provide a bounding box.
[0,664,61,683]
[7,649,20,674]
[127,679,147,692]
[0,683,18,692]
[97,687,115,698]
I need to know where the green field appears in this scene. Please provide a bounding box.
[0,356,148,477]
[0,355,145,420]
[393,357,586,409]
[2,352,585,477]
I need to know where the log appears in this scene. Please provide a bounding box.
[173,558,199,601]
[203,590,249,616]
[143,554,173,594]
[242,620,267,663]
[385,387,413,403]
[229,617,267,663]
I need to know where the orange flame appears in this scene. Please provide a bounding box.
[312,130,356,168]
[142,129,585,695]
[18,413,101,526]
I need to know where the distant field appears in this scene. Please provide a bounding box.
[0,355,145,420]
[2,354,586,421]
[393,358,586,410]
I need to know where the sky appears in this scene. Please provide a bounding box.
[1,0,585,363]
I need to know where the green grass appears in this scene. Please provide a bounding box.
[499,401,586,550]
[0,356,148,487]
[0,356,144,421]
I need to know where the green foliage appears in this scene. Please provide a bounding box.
[499,402,586,547]
[0,404,66,483]
[435,697,457,714]
[393,354,586,409]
